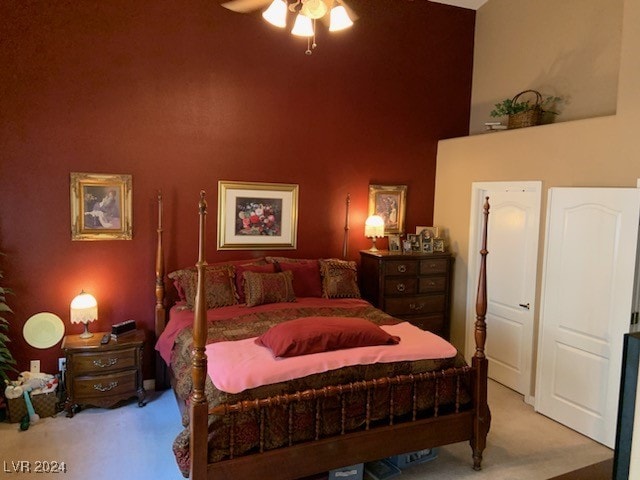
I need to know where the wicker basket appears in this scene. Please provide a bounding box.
[507,90,543,129]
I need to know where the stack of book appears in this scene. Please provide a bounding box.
[485,121,508,131]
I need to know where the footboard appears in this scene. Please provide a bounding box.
[206,366,475,480]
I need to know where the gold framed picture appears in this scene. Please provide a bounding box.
[368,184,407,234]
[70,172,132,241]
[217,180,299,250]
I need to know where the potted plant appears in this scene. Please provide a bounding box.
[0,255,17,384]
[490,90,561,129]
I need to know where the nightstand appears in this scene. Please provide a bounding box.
[360,250,453,339]
[62,330,146,417]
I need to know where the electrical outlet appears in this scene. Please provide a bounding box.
[58,357,66,372]
[30,360,40,373]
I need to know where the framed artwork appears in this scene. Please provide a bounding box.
[433,238,446,253]
[368,184,407,234]
[70,172,132,241]
[388,234,401,252]
[421,237,434,254]
[217,180,298,250]
[416,226,439,240]
[407,233,421,252]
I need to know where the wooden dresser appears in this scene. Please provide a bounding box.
[360,250,454,339]
[62,330,146,417]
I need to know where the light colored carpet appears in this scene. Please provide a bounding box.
[0,380,612,479]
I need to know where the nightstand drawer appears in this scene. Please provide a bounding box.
[384,260,418,276]
[420,259,448,275]
[73,370,137,397]
[385,294,445,316]
[385,278,417,295]
[418,276,447,293]
[74,347,137,373]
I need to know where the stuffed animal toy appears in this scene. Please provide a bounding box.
[4,371,56,431]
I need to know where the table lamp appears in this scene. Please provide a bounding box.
[70,291,98,339]
[364,215,385,251]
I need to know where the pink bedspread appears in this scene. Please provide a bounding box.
[155,297,373,364]
[205,321,457,394]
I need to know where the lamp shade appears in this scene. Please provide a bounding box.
[364,215,385,238]
[70,291,98,325]
[291,14,314,37]
[329,5,354,31]
[262,0,287,28]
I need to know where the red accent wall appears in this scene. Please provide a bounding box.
[0,0,474,378]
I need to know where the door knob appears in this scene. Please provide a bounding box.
[519,303,530,309]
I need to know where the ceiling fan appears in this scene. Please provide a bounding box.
[221,0,357,54]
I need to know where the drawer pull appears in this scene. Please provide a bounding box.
[409,303,425,311]
[428,281,436,286]
[397,265,407,273]
[396,283,406,292]
[429,263,437,268]
[93,381,118,392]
[93,358,118,368]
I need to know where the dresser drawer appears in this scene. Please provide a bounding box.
[418,276,447,293]
[385,294,445,316]
[385,277,417,295]
[73,347,137,374]
[383,260,418,276]
[405,314,445,337]
[73,370,137,398]
[420,258,449,275]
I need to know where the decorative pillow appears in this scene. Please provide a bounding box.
[319,259,361,299]
[266,256,315,265]
[255,316,400,357]
[235,263,277,303]
[168,265,238,310]
[243,270,296,307]
[277,261,322,298]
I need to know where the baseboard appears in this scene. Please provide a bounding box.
[525,394,535,406]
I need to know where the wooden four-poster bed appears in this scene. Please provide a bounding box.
[154,191,491,480]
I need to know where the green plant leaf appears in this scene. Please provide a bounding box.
[0,303,13,313]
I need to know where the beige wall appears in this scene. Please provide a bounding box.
[469,0,623,135]
[434,0,640,372]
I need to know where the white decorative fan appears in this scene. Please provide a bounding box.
[221,0,357,54]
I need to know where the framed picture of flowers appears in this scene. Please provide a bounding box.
[70,172,132,240]
[217,181,299,250]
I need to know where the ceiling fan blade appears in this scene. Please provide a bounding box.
[221,0,272,13]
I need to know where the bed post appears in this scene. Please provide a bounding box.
[342,193,351,259]
[190,191,209,480]
[471,197,491,470]
[155,190,168,390]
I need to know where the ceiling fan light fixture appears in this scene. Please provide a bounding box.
[262,0,288,28]
[291,14,314,37]
[300,0,328,19]
[329,4,353,31]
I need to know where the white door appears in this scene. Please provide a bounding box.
[536,187,640,448]
[467,182,542,397]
